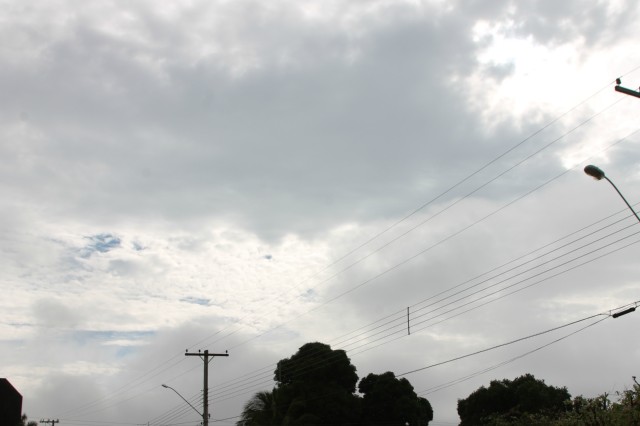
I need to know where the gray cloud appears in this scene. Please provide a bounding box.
[33,299,83,329]
[1,0,508,241]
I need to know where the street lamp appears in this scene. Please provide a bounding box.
[584,165,640,223]
[585,165,640,320]
[161,384,205,424]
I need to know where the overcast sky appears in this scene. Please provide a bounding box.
[2,0,640,425]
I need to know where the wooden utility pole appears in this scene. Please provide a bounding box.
[185,349,229,426]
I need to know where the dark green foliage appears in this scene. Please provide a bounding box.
[359,371,433,426]
[465,382,640,425]
[551,383,640,425]
[237,342,432,426]
[611,384,640,424]
[457,374,571,425]
[273,342,361,425]
[237,391,277,426]
[275,342,358,393]
[236,342,361,425]
[20,414,38,426]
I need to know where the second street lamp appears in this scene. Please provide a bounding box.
[584,165,639,320]
[161,384,204,424]
[584,164,640,224]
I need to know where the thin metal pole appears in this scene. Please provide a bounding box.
[603,176,640,223]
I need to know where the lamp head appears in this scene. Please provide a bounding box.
[584,165,605,180]
[162,384,168,388]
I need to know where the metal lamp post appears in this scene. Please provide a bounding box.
[584,164,639,319]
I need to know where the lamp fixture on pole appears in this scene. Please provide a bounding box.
[584,164,640,224]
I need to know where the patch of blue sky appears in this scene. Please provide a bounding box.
[132,241,145,251]
[180,297,211,306]
[80,233,121,258]
[301,288,317,301]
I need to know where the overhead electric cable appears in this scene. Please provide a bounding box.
[398,309,620,378]
[185,199,640,412]
[199,198,640,406]
[417,316,610,394]
[216,100,630,356]
[206,220,639,400]
[57,75,638,420]
[350,235,640,358]
[332,210,637,349]
[213,302,634,424]
[182,82,628,356]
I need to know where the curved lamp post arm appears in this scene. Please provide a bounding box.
[162,384,203,418]
[603,176,640,223]
[584,165,640,224]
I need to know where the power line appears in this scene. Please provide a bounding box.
[214,99,631,355]
[397,312,613,378]
[331,211,636,350]
[349,233,640,358]
[214,301,635,424]
[417,316,611,395]
[181,79,627,357]
[129,195,640,422]
[155,204,640,421]
[184,200,640,408]
[206,218,640,401]
[55,75,639,419]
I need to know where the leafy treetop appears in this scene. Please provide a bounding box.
[457,373,571,425]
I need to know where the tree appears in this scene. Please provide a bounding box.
[456,378,640,425]
[20,414,38,426]
[237,342,433,426]
[610,382,640,424]
[359,371,433,426]
[457,374,571,425]
[274,342,361,425]
[237,390,277,426]
[237,342,361,426]
[275,342,358,393]
[549,381,640,425]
